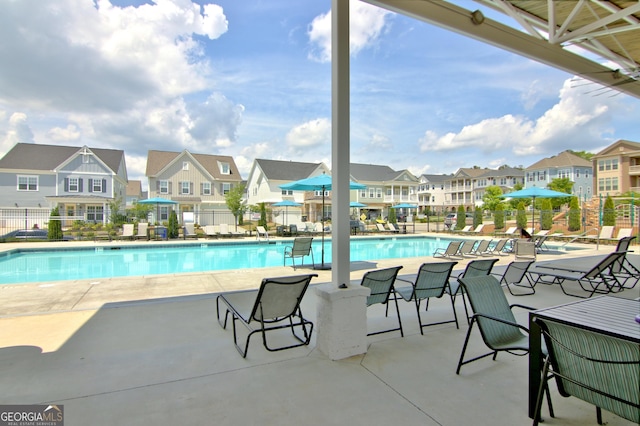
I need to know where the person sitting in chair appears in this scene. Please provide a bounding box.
[520,228,532,239]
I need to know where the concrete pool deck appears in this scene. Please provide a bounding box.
[0,233,638,425]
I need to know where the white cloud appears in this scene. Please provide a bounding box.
[47,124,81,142]
[0,0,228,112]
[419,78,618,158]
[307,0,392,62]
[286,118,331,153]
[1,113,35,153]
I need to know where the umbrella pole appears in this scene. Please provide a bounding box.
[315,185,330,270]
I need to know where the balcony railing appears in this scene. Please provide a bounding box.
[629,165,640,175]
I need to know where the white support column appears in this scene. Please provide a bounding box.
[315,0,370,360]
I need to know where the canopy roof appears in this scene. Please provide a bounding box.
[365,0,640,99]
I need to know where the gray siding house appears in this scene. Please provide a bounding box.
[0,143,128,226]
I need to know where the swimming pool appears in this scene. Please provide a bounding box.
[0,236,463,285]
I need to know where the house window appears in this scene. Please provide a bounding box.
[360,189,366,198]
[181,181,190,195]
[369,189,375,198]
[18,175,38,191]
[68,178,79,192]
[281,189,293,196]
[377,189,382,198]
[87,206,104,222]
[160,206,169,221]
[183,162,189,171]
[314,190,328,197]
[219,162,230,174]
[92,179,102,193]
[223,183,231,195]
[202,182,211,195]
[159,180,169,194]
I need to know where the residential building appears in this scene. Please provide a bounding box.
[474,166,525,205]
[349,163,419,221]
[443,168,487,211]
[0,143,127,225]
[524,150,593,200]
[591,139,640,197]
[125,180,144,208]
[416,174,449,214]
[244,159,330,224]
[145,150,242,225]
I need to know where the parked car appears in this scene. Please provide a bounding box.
[444,213,473,228]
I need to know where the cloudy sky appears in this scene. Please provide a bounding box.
[1,0,638,189]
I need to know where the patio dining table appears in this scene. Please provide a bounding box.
[528,296,640,419]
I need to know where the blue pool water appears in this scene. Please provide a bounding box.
[0,236,463,285]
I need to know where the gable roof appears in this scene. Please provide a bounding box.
[477,166,524,178]
[350,163,410,182]
[592,139,640,158]
[0,143,124,173]
[254,159,323,181]
[146,150,242,181]
[527,150,592,169]
[420,174,449,184]
[452,167,489,179]
[126,180,142,196]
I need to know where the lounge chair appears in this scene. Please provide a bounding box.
[256,226,269,241]
[183,223,198,239]
[376,223,391,233]
[136,222,149,240]
[456,225,472,233]
[387,223,400,233]
[447,258,499,324]
[533,317,640,426]
[203,225,218,239]
[578,225,615,243]
[529,251,627,298]
[470,224,484,234]
[531,235,549,252]
[456,240,477,257]
[496,226,517,237]
[218,223,232,238]
[231,226,247,238]
[492,260,536,296]
[609,236,639,289]
[394,261,459,333]
[433,241,462,258]
[360,266,404,337]
[514,240,536,260]
[469,239,491,256]
[120,223,134,240]
[289,224,299,236]
[455,275,540,375]
[216,273,318,357]
[283,237,314,270]
[485,238,509,256]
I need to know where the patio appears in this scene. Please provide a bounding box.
[0,239,638,425]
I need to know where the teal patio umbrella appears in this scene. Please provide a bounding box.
[272,200,302,226]
[138,197,178,223]
[280,173,366,269]
[501,187,569,231]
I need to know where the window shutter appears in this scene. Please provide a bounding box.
[102,179,107,193]
[200,183,203,195]
[79,178,83,192]
[156,180,160,190]
[190,182,194,195]
[64,178,69,192]
[168,182,172,194]
[88,179,93,193]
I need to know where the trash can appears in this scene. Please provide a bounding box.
[156,226,167,240]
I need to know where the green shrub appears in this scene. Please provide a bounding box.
[494,204,504,230]
[540,199,553,230]
[602,195,615,226]
[455,205,466,230]
[568,196,581,231]
[168,210,179,238]
[473,209,482,228]
[516,202,527,229]
[48,207,63,241]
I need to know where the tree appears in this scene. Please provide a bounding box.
[568,150,594,161]
[455,205,466,230]
[482,186,503,214]
[494,203,505,230]
[473,208,482,228]
[547,178,573,209]
[168,210,179,238]
[507,183,525,210]
[602,195,616,226]
[129,202,152,222]
[108,196,127,225]
[48,207,63,241]
[259,202,267,228]
[388,207,397,224]
[540,198,553,230]
[225,183,246,228]
[568,196,581,231]
[516,201,527,229]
